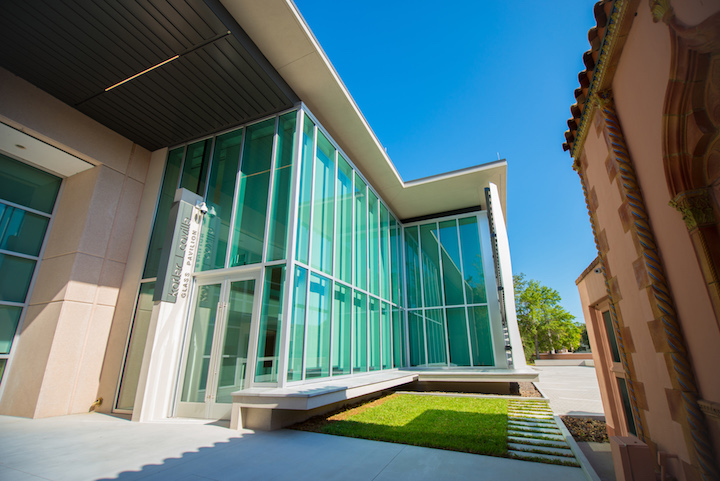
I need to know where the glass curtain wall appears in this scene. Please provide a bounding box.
[404,215,495,367]
[117,110,299,409]
[0,154,62,388]
[288,112,404,382]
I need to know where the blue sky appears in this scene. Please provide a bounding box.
[293,0,599,320]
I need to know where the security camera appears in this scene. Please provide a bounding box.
[593,267,602,274]
[197,202,209,215]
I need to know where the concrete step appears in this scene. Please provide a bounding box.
[509,450,580,466]
[507,436,568,448]
[507,430,565,441]
[508,443,574,457]
[508,410,553,416]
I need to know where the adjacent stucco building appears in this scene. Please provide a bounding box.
[566,1,720,480]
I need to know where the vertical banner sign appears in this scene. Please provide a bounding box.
[155,189,203,303]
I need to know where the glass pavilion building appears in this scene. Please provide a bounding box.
[0,0,529,427]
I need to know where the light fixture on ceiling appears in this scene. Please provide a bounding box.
[104,55,179,92]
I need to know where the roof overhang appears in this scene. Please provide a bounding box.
[0,0,298,152]
[221,0,507,220]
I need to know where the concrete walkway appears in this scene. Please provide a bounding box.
[532,365,605,417]
[0,412,587,481]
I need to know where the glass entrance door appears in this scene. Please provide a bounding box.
[176,273,260,420]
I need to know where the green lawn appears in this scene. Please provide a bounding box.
[306,393,508,456]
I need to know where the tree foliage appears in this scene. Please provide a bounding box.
[513,273,582,362]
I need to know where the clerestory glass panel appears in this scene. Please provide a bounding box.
[381,302,391,369]
[468,306,494,366]
[439,220,465,306]
[369,297,381,370]
[426,309,447,365]
[458,216,487,304]
[353,290,368,372]
[255,266,285,383]
[353,174,367,290]
[295,115,315,264]
[420,223,442,307]
[266,112,297,261]
[288,266,308,381]
[392,307,405,368]
[0,203,50,257]
[0,153,61,214]
[335,155,352,284]
[404,226,421,309]
[144,147,183,279]
[0,254,35,303]
[180,139,212,196]
[306,272,331,379]
[380,204,390,302]
[196,129,242,271]
[230,119,274,267]
[408,311,426,366]
[311,131,335,274]
[446,307,471,366]
[368,192,379,296]
[332,282,351,375]
[0,305,22,355]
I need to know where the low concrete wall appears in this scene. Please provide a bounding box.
[535,359,595,367]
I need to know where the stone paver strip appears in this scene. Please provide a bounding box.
[505,399,580,467]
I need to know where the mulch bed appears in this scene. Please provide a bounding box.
[561,416,609,442]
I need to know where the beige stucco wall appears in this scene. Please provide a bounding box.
[0,68,159,418]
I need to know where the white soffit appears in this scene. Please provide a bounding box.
[0,122,94,177]
[222,0,507,219]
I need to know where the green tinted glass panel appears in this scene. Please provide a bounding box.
[0,304,22,354]
[426,309,447,365]
[353,174,367,290]
[446,307,471,366]
[458,217,487,303]
[196,129,242,271]
[369,297,381,370]
[392,307,405,368]
[0,153,61,214]
[0,204,49,257]
[230,119,274,266]
[332,282,351,375]
[255,266,285,383]
[468,306,494,366]
[181,283,221,402]
[408,311,426,366]
[602,310,621,363]
[180,139,212,195]
[405,226,421,309]
[144,147,183,278]
[390,217,400,305]
[380,204,390,301]
[353,291,367,372]
[0,359,5,385]
[439,220,465,306]
[288,267,308,381]
[368,192,379,296]
[0,254,35,303]
[216,280,255,403]
[266,112,297,261]
[116,282,155,410]
[296,115,315,264]
[420,223,442,307]
[306,273,331,379]
[381,302,391,369]
[335,155,352,283]
[311,131,335,274]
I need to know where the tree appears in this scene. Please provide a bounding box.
[513,274,582,362]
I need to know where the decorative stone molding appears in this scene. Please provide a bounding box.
[699,399,720,421]
[669,189,716,230]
